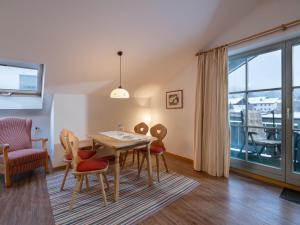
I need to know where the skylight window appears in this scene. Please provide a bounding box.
[0,61,44,96]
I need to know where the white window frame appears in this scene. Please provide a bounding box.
[0,59,44,96]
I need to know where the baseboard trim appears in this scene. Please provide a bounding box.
[165,151,193,164]
[230,167,300,192]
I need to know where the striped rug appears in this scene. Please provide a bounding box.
[46,169,199,225]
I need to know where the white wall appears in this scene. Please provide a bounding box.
[87,93,151,133]
[209,0,300,49]
[50,94,87,167]
[151,60,197,159]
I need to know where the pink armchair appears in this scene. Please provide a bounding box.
[0,117,48,187]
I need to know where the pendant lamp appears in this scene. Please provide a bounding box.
[110,51,130,98]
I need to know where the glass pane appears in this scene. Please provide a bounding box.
[248,90,282,124]
[293,44,300,86]
[293,88,300,129]
[293,88,300,173]
[248,50,282,90]
[293,131,300,173]
[228,57,246,92]
[292,44,300,174]
[0,65,38,91]
[229,93,246,160]
[247,90,281,168]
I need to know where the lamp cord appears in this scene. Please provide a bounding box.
[119,54,122,88]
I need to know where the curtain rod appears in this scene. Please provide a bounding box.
[195,19,300,56]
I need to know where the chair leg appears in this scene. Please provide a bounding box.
[121,151,128,169]
[79,175,84,192]
[104,174,110,191]
[70,175,81,210]
[44,154,49,174]
[85,175,90,191]
[155,154,160,182]
[4,172,11,188]
[137,150,140,170]
[161,154,169,172]
[138,154,146,176]
[60,163,70,191]
[132,150,135,165]
[97,173,107,206]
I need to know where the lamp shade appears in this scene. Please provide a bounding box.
[110,87,130,98]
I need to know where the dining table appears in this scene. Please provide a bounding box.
[89,130,155,201]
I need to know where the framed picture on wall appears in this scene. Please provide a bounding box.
[166,90,183,109]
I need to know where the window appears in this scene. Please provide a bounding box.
[0,60,44,96]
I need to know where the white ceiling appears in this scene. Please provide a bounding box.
[0,0,265,97]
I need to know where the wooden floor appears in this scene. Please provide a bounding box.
[1,154,300,225]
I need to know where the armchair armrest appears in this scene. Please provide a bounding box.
[32,138,48,150]
[0,144,9,164]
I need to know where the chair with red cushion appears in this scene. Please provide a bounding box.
[66,132,108,209]
[0,117,48,187]
[121,122,149,169]
[138,124,169,182]
[59,128,98,191]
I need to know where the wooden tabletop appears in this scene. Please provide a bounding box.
[89,131,155,150]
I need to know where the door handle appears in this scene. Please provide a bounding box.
[287,107,290,120]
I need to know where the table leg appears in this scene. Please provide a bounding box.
[146,144,153,186]
[114,150,120,201]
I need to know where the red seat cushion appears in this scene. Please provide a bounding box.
[150,144,165,154]
[77,158,108,172]
[0,148,47,166]
[140,144,165,154]
[65,149,97,161]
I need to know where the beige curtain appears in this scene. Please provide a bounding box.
[193,46,230,178]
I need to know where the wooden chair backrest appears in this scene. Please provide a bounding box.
[65,131,81,172]
[59,128,74,156]
[150,124,167,148]
[134,122,149,135]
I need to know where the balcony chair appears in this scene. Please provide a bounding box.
[66,131,109,209]
[121,122,149,169]
[240,110,281,159]
[138,123,169,182]
[0,117,48,187]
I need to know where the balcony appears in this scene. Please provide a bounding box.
[230,112,300,172]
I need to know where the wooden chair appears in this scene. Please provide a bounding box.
[66,132,109,210]
[121,122,149,169]
[138,124,169,182]
[59,129,99,191]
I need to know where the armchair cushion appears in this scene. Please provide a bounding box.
[0,118,32,151]
[0,148,47,166]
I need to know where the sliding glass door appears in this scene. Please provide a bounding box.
[229,37,300,186]
[229,43,285,181]
[286,38,300,186]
